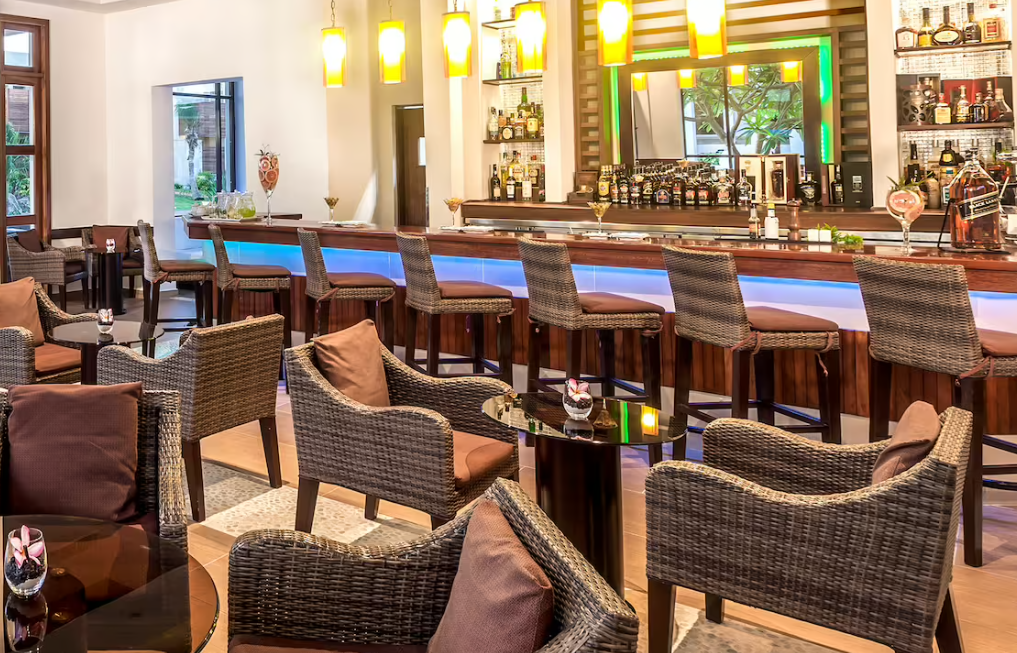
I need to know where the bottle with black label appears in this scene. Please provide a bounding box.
[770,161,786,200]
[949,151,1003,249]
[642,173,656,204]
[506,173,516,201]
[831,165,845,204]
[797,171,820,205]
[489,164,502,201]
[619,168,630,205]
[963,2,981,43]
[610,166,620,203]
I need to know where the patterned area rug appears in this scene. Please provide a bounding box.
[671,603,838,652]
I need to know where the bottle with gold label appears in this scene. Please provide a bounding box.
[918,8,935,46]
[955,86,972,123]
[934,92,953,124]
[526,105,540,139]
[983,2,1006,41]
[934,7,963,45]
[597,166,611,202]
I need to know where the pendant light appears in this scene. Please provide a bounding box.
[379,0,406,85]
[322,0,347,88]
[632,72,648,92]
[781,61,801,83]
[678,69,696,89]
[597,0,633,67]
[443,0,472,79]
[687,0,727,59]
[727,65,746,86]
[515,2,547,74]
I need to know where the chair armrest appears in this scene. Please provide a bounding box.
[702,418,885,494]
[96,345,180,388]
[35,286,97,336]
[8,246,66,285]
[228,520,467,645]
[52,244,85,263]
[0,328,36,388]
[382,347,517,445]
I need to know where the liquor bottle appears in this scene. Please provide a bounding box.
[934,92,953,124]
[949,152,1004,249]
[764,203,780,240]
[940,139,963,168]
[964,2,982,42]
[488,108,499,141]
[918,8,935,47]
[619,168,630,205]
[770,161,786,200]
[672,174,684,206]
[972,92,987,123]
[501,114,515,141]
[517,88,530,122]
[610,167,620,203]
[490,164,502,201]
[926,172,942,210]
[526,108,540,140]
[934,7,963,45]
[506,171,516,201]
[906,142,923,180]
[513,114,525,140]
[597,166,611,202]
[521,161,533,201]
[736,170,753,206]
[715,171,734,205]
[983,2,1006,42]
[995,87,1013,121]
[697,175,714,206]
[630,171,643,205]
[896,21,918,49]
[988,141,1007,182]
[642,172,656,204]
[537,104,545,139]
[955,86,971,123]
[831,165,845,204]
[748,204,761,240]
[655,175,672,205]
[685,174,699,206]
[797,171,820,205]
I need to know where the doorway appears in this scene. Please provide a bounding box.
[394,105,427,227]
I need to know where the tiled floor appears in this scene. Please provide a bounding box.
[118,293,1017,652]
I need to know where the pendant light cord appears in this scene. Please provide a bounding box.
[389,0,394,20]
[330,0,336,27]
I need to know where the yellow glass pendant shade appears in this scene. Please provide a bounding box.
[515,2,547,74]
[443,11,472,79]
[678,69,696,89]
[322,26,347,88]
[687,0,727,59]
[728,65,746,86]
[379,20,406,84]
[632,72,647,92]
[598,0,633,67]
[781,61,801,83]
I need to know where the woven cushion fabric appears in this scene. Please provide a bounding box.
[314,320,390,408]
[438,281,513,300]
[93,226,132,253]
[160,260,216,273]
[232,264,292,279]
[16,229,44,253]
[65,261,86,275]
[6,383,143,522]
[872,401,942,484]
[428,500,554,653]
[747,306,839,333]
[230,637,426,653]
[452,431,515,490]
[327,272,397,289]
[35,343,82,375]
[579,292,665,315]
[979,328,1017,357]
[0,277,45,346]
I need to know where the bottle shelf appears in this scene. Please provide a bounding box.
[483,76,543,86]
[484,138,545,145]
[895,41,1011,56]
[482,19,516,30]
[897,121,1015,131]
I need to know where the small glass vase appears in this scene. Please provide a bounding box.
[4,527,47,599]
[97,309,115,335]
[563,393,593,420]
[105,238,117,254]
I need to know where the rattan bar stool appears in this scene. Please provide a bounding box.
[664,246,843,452]
[297,228,396,349]
[209,225,293,349]
[518,236,664,422]
[855,255,1017,568]
[397,232,514,383]
[138,221,216,339]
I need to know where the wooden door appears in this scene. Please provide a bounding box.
[395,106,427,227]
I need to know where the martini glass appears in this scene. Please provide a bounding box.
[444,198,465,227]
[587,201,612,236]
[324,197,339,223]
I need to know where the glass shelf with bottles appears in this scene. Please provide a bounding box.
[897,75,1014,128]
[486,85,546,145]
[895,1,1009,53]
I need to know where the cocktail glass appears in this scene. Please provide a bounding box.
[444,198,465,227]
[587,202,612,236]
[325,197,339,223]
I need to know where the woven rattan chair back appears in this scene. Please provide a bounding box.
[517,237,582,326]
[137,221,162,282]
[662,245,751,348]
[396,232,442,311]
[297,229,333,300]
[208,225,234,288]
[854,257,983,377]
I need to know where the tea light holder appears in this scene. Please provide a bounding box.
[819,229,833,243]
[105,238,117,254]
[97,309,115,335]
[807,228,820,242]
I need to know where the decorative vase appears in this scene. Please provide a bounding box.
[4,527,47,599]
[105,238,117,254]
[563,378,593,420]
[97,309,115,335]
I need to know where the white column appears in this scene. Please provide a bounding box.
[867,0,898,208]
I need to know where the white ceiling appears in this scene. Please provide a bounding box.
[12,0,187,13]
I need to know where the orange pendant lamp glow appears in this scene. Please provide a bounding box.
[678,69,696,89]
[597,0,633,67]
[322,1,347,88]
[515,2,547,74]
[379,0,406,85]
[687,0,727,59]
[727,65,746,86]
[781,61,801,83]
[443,1,472,79]
[632,72,648,92]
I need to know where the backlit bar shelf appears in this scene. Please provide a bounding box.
[898,121,1015,131]
[895,41,1011,56]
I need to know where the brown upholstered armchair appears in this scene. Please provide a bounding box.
[285,340,519,531]
[0,283,96,389]
[6,231,88,311]
[645,408,973,653]
[0,389,189,553]
[227,478,638,653]
[96,315,285,522]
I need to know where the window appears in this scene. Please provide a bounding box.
[172,81,239,214]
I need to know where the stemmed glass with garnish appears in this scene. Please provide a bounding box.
[444,198,465,227]
[886,176,926,253]
[587,201,612,237]
[324,197,339,223]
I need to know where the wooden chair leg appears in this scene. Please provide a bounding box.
[221,289,235,326]
[194,282,205,328]
[598,330,617,396]
[648,579,676,653]
[304,294,317,344]
[641,331,662,408]
[318,298,332,337]
[259,416,283,488]
[405,305,419,364]
[203,280,214,328]
[279,288,293,350]
[705,593,725,624]
[527,321,543,392]
[183,441,205,522]
[365,495,380,520]
[380,299,395,352]
[565,330,582,381]
[365,298,378,324]
[818,349,843,444]
[58,284,67,311]
[470,314,486,374]
[295,478,320,532]
[731,350,752,420]
[754,350,776,425]
[935,586,966,653]
[143,278,152,323]
[958,378,985,568]
[869,358,893,442]
[128,274,136,298]
[672,335,694,444]
[427,313,442,376]
[150,282,162,327]
[430,515,450,530]
[498,313,514,386]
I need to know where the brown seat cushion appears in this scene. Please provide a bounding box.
[453,431,515,490]
[35,343,82,376]
[0,277,45,346]
[160,259,216,273]
[579,292,665,315]
[230,637,425,653]
[65,261,86,276]
[438,281,513,300]
[314,320,390,408]
[428,500,554,653]
[16,229,44,253]
[327,272,396,289]
[872,401,942,484]
[232,264,292,279]
[6,383,144,522]
[747,306,839,333]
[123,257,143,270]
[979,328,1017,357]
[93,226,132,254]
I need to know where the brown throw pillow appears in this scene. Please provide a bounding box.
[16,229,43,253]
[6,383,144,522]
[0,277,44,346]
[93,226,132,254]
[314,319,390,407]
[428,500,554,653]
[872,401,941,484]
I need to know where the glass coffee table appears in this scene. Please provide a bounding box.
[2,515,218,653]
[51,321,164,385]
[482,392,683,596]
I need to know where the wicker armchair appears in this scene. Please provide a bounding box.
[645,408,973,653]
[0,283,97,389]
[228,478,638,652]
[6,234,88,311]
[285,340,519,530]
[0,389,188,553]
[97,315,285,522]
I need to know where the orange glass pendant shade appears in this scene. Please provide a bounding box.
[379,20,406,84]
[515,2,547,74]
[687,0,727,59]
[443,10,472,79]
[597,0,633,67]
[322,26,347,88]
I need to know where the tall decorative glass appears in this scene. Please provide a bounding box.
[325,197,339,223]
[257,148,280,225]
[886,184,925,253]
[587,201,612,236]
[4,527,47,598]
[444,198,464,227]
